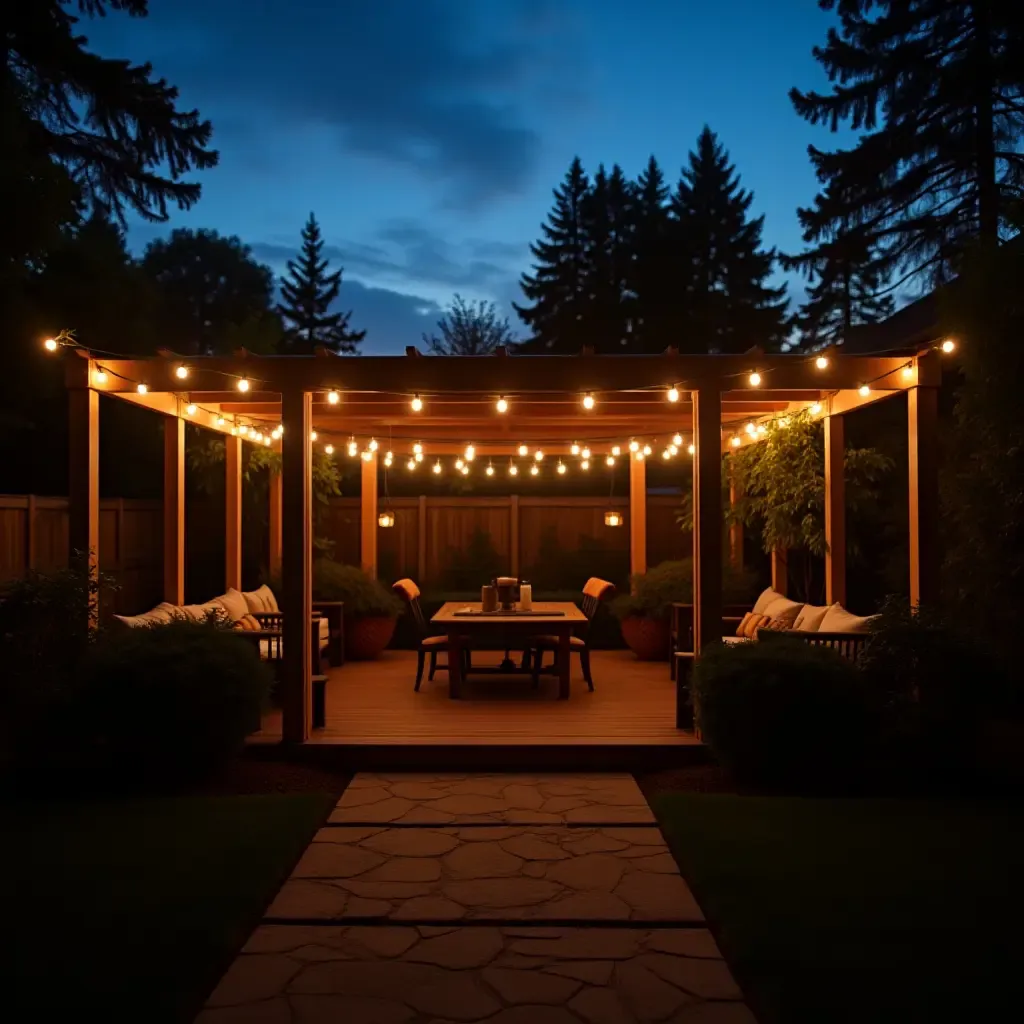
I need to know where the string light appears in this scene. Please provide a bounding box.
[411,394,423,412]
[815,355,829,370]
[509,462,518,476]
[606,455,615,467]
[629,440,639,453]
[310,430,318,441]
[460,464,470,476]
[413,442,423,454]
[746,422,757,436]
[347,439,358,457]
[455,458,464,470]
[756,424,766,436]
[324,444,334,455]
[661,450,671,460]
[530,464,540,476]
[44,338,58,352]
[486,463,495,476]
[688,444,695,455]
[810,402,822,415]
[407,458,417,470]
[262,436,271,446]
[668,445,678,455]
[433,460,442,474]
[672,433,683,447]
[186,404,197,416]
[238,425,248,437]
[941,339,956,353]
[581,459,590,470]
[581,447,591,460]
[230,427,238,436]
[582,392,596,410]
[667,386,680,403]
[368,438,378,451]
[571,442,580,456]
[635,450,646,462]
[534,449,544,461]
[175,365,189,380]
[464,444,475,461]
[237,377,250,393]
[360,449,373,462]
[730,436,741,447]
[415,451,424,462]
[859,384,870,397]
[327,390,340,405]
[93,369,107,384]
[136,383,148,395]
[518,443,529,457]
[557,461,567,475]
[384,451,393,467]
[217,416,227,427]
[612,445,621,457]
[902,365,915,380]
[495,396,508,414]
[642,444,652,456]
[748,371,761,387]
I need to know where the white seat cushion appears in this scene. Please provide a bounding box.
[761,596,804,627]
[114,602,178,628]
[819,604,878,633]
[722,635,749,645]
[178,600,228,623]
[318,615,330,642]
[213,587,249,623]
[258,638,329,660]
[752,587,785,614]
[793,603,832,632]
[242,584,279,614]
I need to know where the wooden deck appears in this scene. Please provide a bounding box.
[251,650,703,769]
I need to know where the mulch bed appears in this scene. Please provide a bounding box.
[193,755,351,798]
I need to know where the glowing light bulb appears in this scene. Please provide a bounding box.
[635,451,646,462]
[310,430,318,441]
[44,338,58,352]
[669,445,678,455]
[667,386,680,403]
[175,365,189,380]
[606,455,615,467]
[629,440,639,453]
[217,416,226,427]
[581,447,591,460]
[557,461,567,475]
[688,444,695,455]
[902,365,915,380]
[327,390,340,405]
[535,449,544,461]
[612,445,621,457]
[673,433,683,447]
[509,463,518,476]
[582,392,596,410]
[810,402,822,415]
[238,425,248,437]
[93,369,108,385]
[230,427,238,436]
[237,377,250,393]
[746,423,757,436]
[496,396,508,413]
[530,464,539,476]
[486,464,495,477]
[859,384,870,397]
[662,450,671,460]
[571,442,580,456]
[581,459,590,470]
[347,440,358,457]
[263,436,271,446]
[186,404,197,416]
[464,445,475,461]
[455,458,464,470]
[411,394,423,412]
[778,416,790,428]
[941,338,956,353]
[518,444,529,457]
[756,424,766,436]
[749,371,761,387]
[137,383,148,395]
[815,355,829,370]
[415,452,423,462]
[413,442,423,454]
[643,444,652,456]
[730,436,741,447]
[407,459,416,470]
[460,464,469,476]
[384,454,393,467]
[368,438,378,451]
[433,461,442,474]
[360,450,372,462]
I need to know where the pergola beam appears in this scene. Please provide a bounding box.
[163,416,186,604]
[692,388,722,654]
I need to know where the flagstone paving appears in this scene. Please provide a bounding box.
[197,774,755,1023]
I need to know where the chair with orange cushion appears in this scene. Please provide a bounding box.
[392,578,470,691]
[528,577,615,691]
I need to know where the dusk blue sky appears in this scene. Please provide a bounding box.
[89,0,852,352]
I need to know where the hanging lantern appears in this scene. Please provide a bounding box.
[378,510,395,529]
[604,510,623,528]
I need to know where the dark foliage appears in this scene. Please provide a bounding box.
[312,560,403,617]
[693,638,873,786]
[440,528,506,592]
[77,618,271,786]
[277,213,364,354]
[424,295,516,354]
[526,528,628,594]
[612,558,756,622]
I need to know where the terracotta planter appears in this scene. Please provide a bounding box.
[620,615,671,661]
[344,614,397,661]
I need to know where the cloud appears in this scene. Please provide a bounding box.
[87,0,580,205]
[334,280,443,355]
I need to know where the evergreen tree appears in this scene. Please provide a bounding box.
[672,126,789,352]
[579,164,634,352]
[782,182,895,348]
[277,213,364,354]
[424,295,517,354]
[791,0,1024,288]
[515,157,591,352]
[629,156,674,352]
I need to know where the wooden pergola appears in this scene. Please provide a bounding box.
[65,346,942,742]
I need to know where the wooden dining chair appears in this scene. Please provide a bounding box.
[392,578,470,691]
[529,577,616,691]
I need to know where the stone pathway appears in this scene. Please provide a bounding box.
[197,774,755,1023]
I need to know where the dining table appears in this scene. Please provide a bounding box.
[431,601,587,699]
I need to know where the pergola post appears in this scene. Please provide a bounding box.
[225,433,243,591]
[268,468,282,581]
[908,385,940,606]
[68,366,99,623]
[629,451,647,582]
[361,450,378,578]
[692,388,722,654]
[727,465,743,571]
[771,549,787,594]
[824,412,846,605]
[281,389,313,743]
[163,415,185,605]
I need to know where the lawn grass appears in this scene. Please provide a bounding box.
[1,792,334,1022]
[652,794,1024,1024]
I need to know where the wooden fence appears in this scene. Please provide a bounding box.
[1,493,689,610]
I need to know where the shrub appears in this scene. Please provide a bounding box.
[526,527,629,592]
[76,618,272,787]
[441,527,505,591]
[611,557,756,622]
[313,559,403,617]
[692,638,873,787]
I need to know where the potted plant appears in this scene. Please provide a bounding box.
[313,560,403,660]
[611,558,755,661]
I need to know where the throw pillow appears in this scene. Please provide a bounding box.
[215,587,249,622]
[793,603,832,632]
[819,604,878,633]
[735,611,756,637]
[752,587,785,615]
[233,614,262,631]
[742,613,770,639]
[762,595,804,627]
[759,616,790,632]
